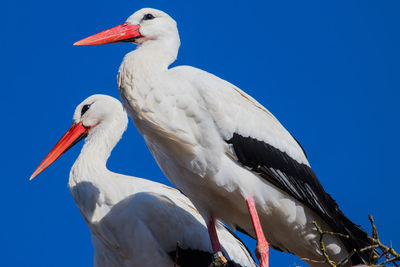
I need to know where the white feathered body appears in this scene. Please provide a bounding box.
[69,169,255,267]
[118,48,348,266]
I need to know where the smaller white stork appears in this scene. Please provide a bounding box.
[30,94,256,267]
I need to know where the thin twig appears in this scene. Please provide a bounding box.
[313,221,337,267]
[311,216,400,267]
[359,244,380,253]
[369,215,379,240]
[366,215,400,266]
[379,256,400,266]
[367,216,400,258]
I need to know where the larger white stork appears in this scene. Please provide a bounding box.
[74,8,373,266]
[30,94,257,267]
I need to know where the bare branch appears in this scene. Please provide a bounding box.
[312,221,338,267]
[312,216,399,267]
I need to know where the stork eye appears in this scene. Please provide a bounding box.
[81,104,91,116]
[143,14,155,20]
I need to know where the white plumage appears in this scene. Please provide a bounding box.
[74,8,372,266]
[31,94,256,267]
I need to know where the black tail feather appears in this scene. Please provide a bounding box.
[324,194,375,265]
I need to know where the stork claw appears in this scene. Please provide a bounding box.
[208,252,228,267]
[255,238,269,267]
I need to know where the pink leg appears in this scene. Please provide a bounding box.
[207,218,227,265]
[246,196,269,267]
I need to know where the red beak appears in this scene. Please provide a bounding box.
[73,22,141,46]
[30,122,89,180]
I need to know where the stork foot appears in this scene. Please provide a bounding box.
[208,252,227,267]
[255,237,269,267]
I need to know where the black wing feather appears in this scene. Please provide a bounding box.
[168,245,249,267]
[226,133,372,264]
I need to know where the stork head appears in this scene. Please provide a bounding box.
[74,8,179,47]
[30,95,127,180]
[72,94,127,131]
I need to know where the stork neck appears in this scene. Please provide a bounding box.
[67,115,128,224]
[69,119,126,187]
[126,38,180,73]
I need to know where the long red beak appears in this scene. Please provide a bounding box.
[30,122,89,180]
[73,22,141,46]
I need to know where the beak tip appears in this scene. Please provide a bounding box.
[30,168,42,181]
[29,122,88,183]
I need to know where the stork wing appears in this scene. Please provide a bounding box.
[177,66,330,212]
[173,66,371,263]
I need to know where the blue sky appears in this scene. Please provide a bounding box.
[1,1,399,266]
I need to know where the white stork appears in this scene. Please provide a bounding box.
[30,94,257,267]
[74,8,373,266]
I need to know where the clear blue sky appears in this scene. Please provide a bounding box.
[1,1,399,266]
